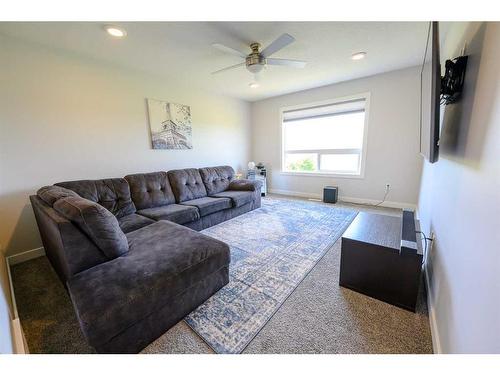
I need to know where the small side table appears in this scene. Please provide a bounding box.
[255,174,267,196]
[247,173,267,196]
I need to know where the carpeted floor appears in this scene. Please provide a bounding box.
[185,198,357,353]
[11,197,433,354]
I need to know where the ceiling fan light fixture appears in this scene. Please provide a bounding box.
[351,52,367,61]
[246,64,264,74]
[104,25,127,38]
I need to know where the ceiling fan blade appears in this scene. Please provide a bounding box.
[211,62,246,75]
[266,58,307,68]
[212,43,248,58]
[260,33,295,58]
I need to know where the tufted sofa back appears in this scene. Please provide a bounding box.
[125,172,176,210]
[167,168,208,203]
[55,178,136,218]
[198,166,235,195]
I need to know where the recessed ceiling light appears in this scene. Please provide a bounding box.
[351,52,367,61]
[104,25,127,38]
[249,82,259,89]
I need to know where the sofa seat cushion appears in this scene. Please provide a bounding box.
[211,190,254,208]
[180,197,232,217]
[137,204,199,225]
[53,196,129,259]
[67,220,230,347]
[118,214,155,234]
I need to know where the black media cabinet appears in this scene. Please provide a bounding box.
[339,211,423,312]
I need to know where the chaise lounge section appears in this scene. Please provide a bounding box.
[30,165,262,353]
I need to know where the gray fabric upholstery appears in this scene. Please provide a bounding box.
[30,165,263,353]
[54,196,129,259]
[67,220,230,351]
[137,204,199,225]
[94,266,229,353]
[228,179,263,192]
[30,196,109,283]
[124,172,176,210]
[37,185,80,206]
[55,178,136,218]
[167,169,207,203]
[184,201,256,231]
[31,185,259,283]
[199,166,235,195]
[180,196,231,217]
[211,190,255,208]
[118,214,155,234]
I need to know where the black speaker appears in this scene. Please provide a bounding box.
[323,186,338,204]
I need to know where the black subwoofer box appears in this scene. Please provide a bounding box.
[323,186,338,204]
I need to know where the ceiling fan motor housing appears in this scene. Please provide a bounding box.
[246,42,265,73]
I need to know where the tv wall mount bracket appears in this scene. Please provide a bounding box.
[440,55,468,105]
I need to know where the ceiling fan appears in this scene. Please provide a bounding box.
[211,33,306,76]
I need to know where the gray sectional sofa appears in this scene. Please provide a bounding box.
[30,166,262,353]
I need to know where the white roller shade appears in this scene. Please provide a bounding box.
[283,98,366,122]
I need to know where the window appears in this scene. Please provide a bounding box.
[281,94,369,177]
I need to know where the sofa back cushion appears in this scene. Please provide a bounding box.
[53,196,129,259]
[37,185,80,206]
[199,166,235,195]
[55,178,135,218]
[167,168,207,203]
[125,172,176,210]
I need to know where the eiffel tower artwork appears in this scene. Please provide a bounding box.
[147,99,193,150]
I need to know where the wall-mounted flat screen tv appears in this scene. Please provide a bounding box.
[420,21,441,163]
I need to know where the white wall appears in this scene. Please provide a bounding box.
[251,66,423,207]
[0,35,251,256]
[418,22,500,353]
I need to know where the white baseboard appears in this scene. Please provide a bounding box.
[269,189,417,210]
[7,247,45,266]
[270,188,323,200]
[3,247,31,353]
[424,267,442,354]
[339,196,417,210]
[10,318,27,354]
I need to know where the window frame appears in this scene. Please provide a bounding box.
[279,92,371,179]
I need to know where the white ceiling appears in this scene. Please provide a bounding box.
[0,22,433,101]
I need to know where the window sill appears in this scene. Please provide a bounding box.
[278,171,365,179]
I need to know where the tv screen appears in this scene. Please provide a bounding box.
[420,21,441,163]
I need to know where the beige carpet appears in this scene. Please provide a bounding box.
[11,198,432,354]
[142,236,432,354]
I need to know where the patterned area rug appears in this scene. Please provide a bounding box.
[185,197,357,353]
